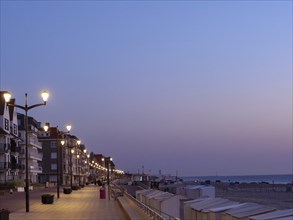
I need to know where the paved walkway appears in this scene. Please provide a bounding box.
[9,186,128,220]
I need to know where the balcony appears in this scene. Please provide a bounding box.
[0,143,10,153]
[29,164,42,173]
[29,151,42,160]
[11,163,22,170]
[0,162,11,170]
[10,145,21,153]
[29,139,42,149]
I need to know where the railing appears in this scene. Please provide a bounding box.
[29,151,42,159]
[0,162,11,169]
[0,143,10,153]
[11,163,22,170]
[10,146,21,153]
[111,183,179,220]
[29,139,42,148]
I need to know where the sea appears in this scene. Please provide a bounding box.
[181,174,293,184]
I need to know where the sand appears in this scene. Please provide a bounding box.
[215,183,293,210]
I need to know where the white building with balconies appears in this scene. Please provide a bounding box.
[17,113,43,183]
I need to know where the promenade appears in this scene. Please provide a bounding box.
[4,185,128,220]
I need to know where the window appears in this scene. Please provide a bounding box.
[4,119,9,130]
[13,124,17,135]
[51,152,57,159]
[51,164,57,170]
[51,141,57,148]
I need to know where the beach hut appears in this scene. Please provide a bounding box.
[160,194,187,219]
[185,185,215,199]
[205,203,245,220]
[272,217,293,220]
[222,203,275,220]
[144,190,166,206]
[188,198,231,220]
[159,182,187,194]
[149,191,188,219]
[149,192,174,211]
[248,209,293,220]
[141,190,162,205]
[184,198,208,220]
[201,186,215,198]
[135,189,152,202]
[222,203,254,220]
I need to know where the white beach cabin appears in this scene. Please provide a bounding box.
[204,203,245,220]
[185,185,215,199]
[189,198,231,220]
[248,209,293,220]
[183,198,208,220]
[135,189,152,202]
[222,203,275,220]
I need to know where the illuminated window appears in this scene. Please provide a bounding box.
[4,119,9,130]
[51,152,57,159]
[51,164,57,170]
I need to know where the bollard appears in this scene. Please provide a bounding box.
[99,186,106,199]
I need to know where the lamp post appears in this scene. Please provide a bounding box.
[3,91,49,212]
[75,140,81,186]
[61,127,76,189]
[76,153,81,186]
[55,125,71,198]
[70,148,74,188]
[102,157,112,201]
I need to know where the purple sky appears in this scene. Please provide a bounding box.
[0,1,292,176]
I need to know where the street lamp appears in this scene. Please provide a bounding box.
[77,154,80,185]
[71,149,74,188]
[60,125,72,189]
[72,140,81,186]
[102,157,112,201]
[3,91,49,212]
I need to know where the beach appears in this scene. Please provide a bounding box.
[215,182,293,210]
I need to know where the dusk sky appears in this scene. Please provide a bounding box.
[0,1,292,176]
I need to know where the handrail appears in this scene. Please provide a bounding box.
[111,182,179,220]
[124,190,165,220]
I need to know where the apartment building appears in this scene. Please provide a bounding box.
[17,113,43,183]
[0,92,21,182]
[39,128,90,186]
[0,92,109,186]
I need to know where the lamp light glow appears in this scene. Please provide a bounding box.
[66,125,72,132]
[43,124,49,132]
[41,91,49,102]
[3,92,12,103]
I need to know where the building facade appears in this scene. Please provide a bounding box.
[0,92,21,182]
[39,128,90,186]
[17,113,43,183]
[0,92,119,186]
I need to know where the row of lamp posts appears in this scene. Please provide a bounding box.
[2,91,91,212]
[2,90,113,212]
[44,124,79,199]
[3,91,49,213]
